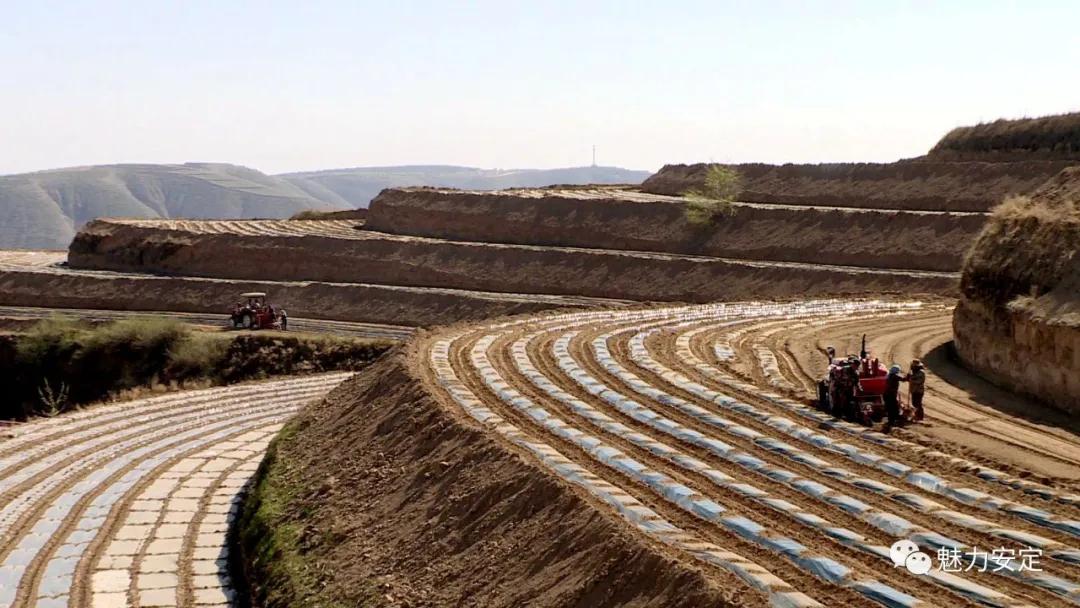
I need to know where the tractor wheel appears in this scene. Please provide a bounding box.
[241,313,255,330]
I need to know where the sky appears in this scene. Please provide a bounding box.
[2,0,1079,176]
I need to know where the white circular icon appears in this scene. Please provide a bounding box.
[889,539,919,567]
[905,551,933,575]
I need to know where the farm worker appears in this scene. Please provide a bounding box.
[908,359,927,421]
[884,365,908,429]
[280,308,288,331]
[833,361,857,420]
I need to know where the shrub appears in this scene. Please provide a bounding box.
[1,318,392,420]
[683,164,742,224]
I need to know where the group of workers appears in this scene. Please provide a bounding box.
[824,345,926,430]
[230,299,288,330]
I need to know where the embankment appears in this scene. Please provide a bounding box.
[954,167,1080,413]
[69,219,958,299]
[360,188,981,272]
[0,256,607,327]
[239,347,739,608]
[639,161,1071,211]
[929,112,1080,162]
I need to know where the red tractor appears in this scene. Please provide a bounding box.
[229,292,281,330]
[817,335,911,425]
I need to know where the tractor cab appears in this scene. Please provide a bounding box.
[230,292,280,330]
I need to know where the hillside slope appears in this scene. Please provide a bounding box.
[954,166,1080,412]
[0,163,338,249]
[929,111,1080,161]
[640,161,1071,211]
[280,165,652,208]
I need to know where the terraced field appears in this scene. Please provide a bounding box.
[421,299,1080,607]
[0,306,414,341]
[69,218,960,303]
[0,251,617,327]
[0,373,350,608]
[718,309,1080,482]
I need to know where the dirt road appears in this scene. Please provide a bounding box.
[0,251,616,327]
[0,305,415,341]
[422,299,1080,606]
[732,306,1080,482]
[0,373,349,608]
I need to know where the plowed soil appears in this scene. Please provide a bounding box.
[361,188,984,272]
[639,161,1073,211]
[0,251,617,328]
[268,298,1080,607]
[69,219,959,301]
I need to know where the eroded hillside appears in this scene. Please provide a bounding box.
[955,166,1080,411]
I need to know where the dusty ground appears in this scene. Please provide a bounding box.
[68,219,959,302]
[0,305,415,341]
[0,251,616,328]
[724,304,1080,482]
[260,298,1080,607]
[361,187,984,272]
[639,161,1073,211]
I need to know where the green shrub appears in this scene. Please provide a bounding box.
[683,165,742,224]
[0,318,392,420]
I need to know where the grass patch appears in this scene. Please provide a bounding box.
[0,317,392,420]
[682,164,742,225]
[239,418,384,608]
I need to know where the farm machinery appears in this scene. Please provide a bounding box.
[816,335,911,425]
[229,292,281,330]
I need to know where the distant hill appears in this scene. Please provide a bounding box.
[0,162,649,249]
[0,163,338,249]
[279,165,652,208]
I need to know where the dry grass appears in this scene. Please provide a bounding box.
[930,112,1080,160]
[961,167,1080,307]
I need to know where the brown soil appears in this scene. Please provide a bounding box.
[227,295,1080,608]
[639,161,1071,211]
[0,251,613,328]
[289,208,367,221]
[928,112,1080,161]
[955,167,1080,413]
[69,219,959,301]
[243,347,741,608]
[750,306,1080,481]
[360,188,983,272]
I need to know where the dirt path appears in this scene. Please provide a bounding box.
[0,305,415,341]
[0,373,350,608]
[749,307,1080,482]
[420,300,1080,607]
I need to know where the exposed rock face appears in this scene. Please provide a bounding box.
[639,161,1071,211]
[954,167,1080,412]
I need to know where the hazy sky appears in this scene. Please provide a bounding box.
[3,1,1079,175]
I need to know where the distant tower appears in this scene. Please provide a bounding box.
[592,145,597,167]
